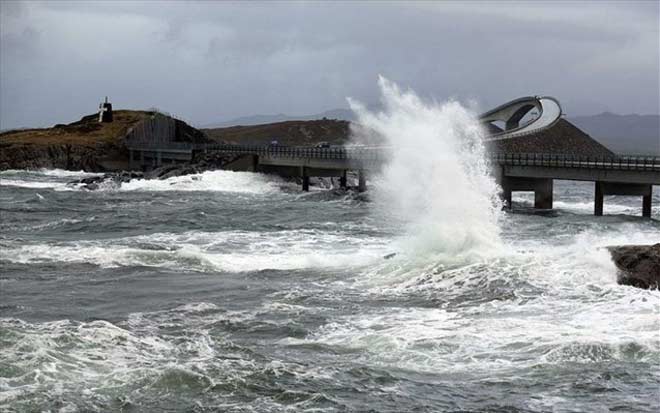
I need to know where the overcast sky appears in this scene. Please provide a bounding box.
[1,0,658,129]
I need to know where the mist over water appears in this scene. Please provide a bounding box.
[349,77,502,258]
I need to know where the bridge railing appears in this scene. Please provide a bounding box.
[491,152,660,171]
[126,141,195,151]
[197,143,386,162]
[125,142,660,171]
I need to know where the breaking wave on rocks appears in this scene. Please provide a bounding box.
[349,76,502,258]
[117,170,294,194]
[0,169,295,194]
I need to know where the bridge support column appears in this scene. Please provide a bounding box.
[249,155,259,172]
[594,182,604,216]
[534,179,553,210]
[339,171,347,189]
[643,191,652,218]
[301,166,309,191]
[595,182,653,218]
[358,170,367,192]
[500,177,553,210]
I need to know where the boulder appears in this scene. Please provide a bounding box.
[67,171,143,190]
[608,244,660,289]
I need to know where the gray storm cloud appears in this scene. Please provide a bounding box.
[0,0,658,129]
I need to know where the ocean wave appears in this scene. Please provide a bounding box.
[354,224,611,300]
[0,229,391,272]
[0,179,68,189]
[0,303,340,410]
[350,77,502,258]
[282,291,659,376]
[553,200,646,215]
[115,170,293,194]
[0,313,245,409]
[1,169,296,195]
[0,168,101,178]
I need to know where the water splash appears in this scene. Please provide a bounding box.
[348,76,502,257]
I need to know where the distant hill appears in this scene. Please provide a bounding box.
[0,110,206,171]
[567,113,659,155]
[206,109,659,155]
[489,119,614,157]
[203,109,354,128]
[202,119,350,146]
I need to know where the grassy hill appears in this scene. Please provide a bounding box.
[1,111,152,146]
[1,110,154,171]
[489,119,614,157]
[202,119,350,146]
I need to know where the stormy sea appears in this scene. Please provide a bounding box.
[1,84,659,412]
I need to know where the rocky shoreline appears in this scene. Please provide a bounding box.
[608,244,660,289]
[69,152,241,190]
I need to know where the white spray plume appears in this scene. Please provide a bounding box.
[348,76,502,256]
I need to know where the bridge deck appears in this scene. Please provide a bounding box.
[127,143,660,185]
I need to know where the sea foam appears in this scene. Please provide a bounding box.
[349,76,502,257]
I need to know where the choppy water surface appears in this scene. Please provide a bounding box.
[2,80,659,412]
[1,169,658,412]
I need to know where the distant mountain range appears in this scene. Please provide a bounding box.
[567,113,659,155]
[203,110,659,155]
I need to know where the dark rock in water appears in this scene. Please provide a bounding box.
[67,170,144,190]
[608,244,660,289]
[159,166,200,180]
[117,171,143,181]
[63,151,259,190]
[383,253,397,260]
[144,164,204,180]
[144,165,179,179]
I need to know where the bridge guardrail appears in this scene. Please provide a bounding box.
[490,152,660,171]
[126,142,660,172]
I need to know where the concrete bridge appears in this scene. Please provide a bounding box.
[126,142,660,218]
[125,96,659,217]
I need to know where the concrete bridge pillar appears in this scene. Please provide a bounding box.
[339,171,347,189]
[358,170,367,192]
[300,166,309,191]
[643,192,652,218]
[500,177,554,210]
[249,155,258,172]
[534,179,553,210]
[594,183,604,216]
[595,182,653,218]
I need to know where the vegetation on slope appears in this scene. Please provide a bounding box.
[1,111,152,146]
[202,119,350,146]
[0,111,152,171]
